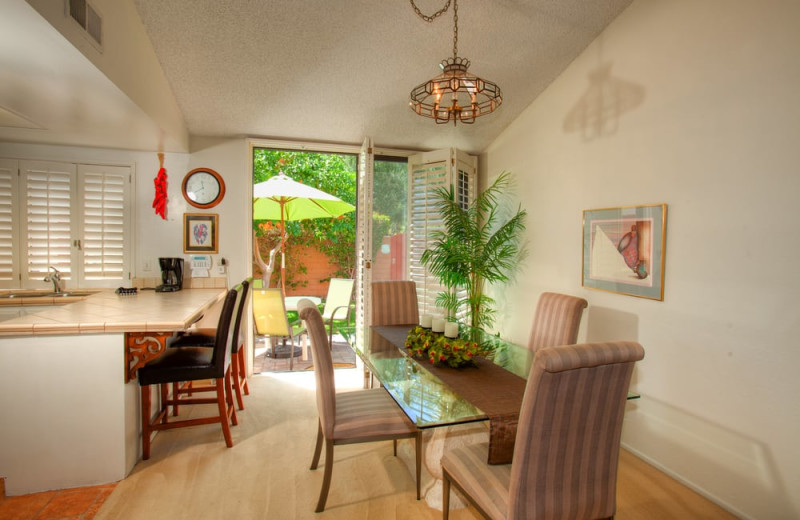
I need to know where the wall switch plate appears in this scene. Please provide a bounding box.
[216,265,226,275]
[143,259,151,272]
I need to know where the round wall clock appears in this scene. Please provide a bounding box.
[181,168,226,209]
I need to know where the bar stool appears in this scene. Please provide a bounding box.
[137,285,241,460]
[169,278,252,411]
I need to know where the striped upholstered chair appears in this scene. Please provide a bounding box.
[527,292,588,352]
[298,299,422,513]
[441,341,645,520]
[371,280,420,327]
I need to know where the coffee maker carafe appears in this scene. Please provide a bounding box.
[156,257,184,292]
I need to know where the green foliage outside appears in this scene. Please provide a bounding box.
[253,149,357,290]
[420,172,527,333]
[252,150,407,290]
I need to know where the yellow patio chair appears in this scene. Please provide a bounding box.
[320,278,354,348]
[253,288,307,370]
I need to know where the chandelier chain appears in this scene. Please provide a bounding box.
[409,0,452,22]
[452,0,458,58]
[409,0,459,58]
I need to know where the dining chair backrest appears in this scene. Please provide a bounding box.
[298,299,336,439]
[321,278,354,321]
[252,288,291,337]
[230,277,252,354]
[210,285,243,378]
[371,280,419,326]
[527,292,588,352]
[508,341,644,520]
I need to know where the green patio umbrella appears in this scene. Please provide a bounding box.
[253,173,355,292]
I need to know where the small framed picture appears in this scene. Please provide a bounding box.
[183,213,218,254]
[582,204,667,300]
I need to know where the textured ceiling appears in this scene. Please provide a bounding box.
[134,0,633,154]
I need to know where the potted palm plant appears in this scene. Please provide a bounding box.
[421,171,527,334]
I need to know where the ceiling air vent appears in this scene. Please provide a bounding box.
[67,0,103,48]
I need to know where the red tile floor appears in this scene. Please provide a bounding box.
[0,483,116,520]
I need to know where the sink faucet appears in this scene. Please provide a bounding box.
[44,266,63,294]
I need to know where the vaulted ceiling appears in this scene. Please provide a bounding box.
[1,0,633,154]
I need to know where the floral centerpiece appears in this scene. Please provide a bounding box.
[404,325,483,368]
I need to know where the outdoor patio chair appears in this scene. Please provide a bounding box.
[321,278,354,348]
[252,288,307,370]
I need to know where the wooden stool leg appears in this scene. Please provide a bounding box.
[237,349,249,395]
[216,376,234,446]
[141,384,152,460]
[231,354,245,410]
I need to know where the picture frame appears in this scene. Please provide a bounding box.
[582,204,667,300]
[183,213,218,254]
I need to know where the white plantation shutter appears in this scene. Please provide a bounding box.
[408,149,476,319]
[21,161,76,284]
[0,159,20,287]
[1,158,131,290]
[355,137,374,347]
[78,164,130,282]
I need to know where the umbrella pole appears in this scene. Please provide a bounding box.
[280,202,286,299]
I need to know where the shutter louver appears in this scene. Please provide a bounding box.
[0,160,19,285]
[79,165,129,282]
[23,163,74,280]
[408,149,476,320]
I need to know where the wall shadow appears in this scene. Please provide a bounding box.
[563,62,645,140]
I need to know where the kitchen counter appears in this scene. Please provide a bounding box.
[0,287,228,496]
[0,288,225,336]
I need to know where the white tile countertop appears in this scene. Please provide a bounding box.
[0,288,226,336]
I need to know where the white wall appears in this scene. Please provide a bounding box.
[482,1,800,518]
[0,140,251,285]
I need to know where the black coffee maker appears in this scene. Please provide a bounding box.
[156,257,184,292]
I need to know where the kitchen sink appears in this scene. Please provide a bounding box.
[0,290,96,299]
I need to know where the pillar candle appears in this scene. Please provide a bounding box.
[444,322,459,338]
[432,318,445,333]
[420,314,433,328]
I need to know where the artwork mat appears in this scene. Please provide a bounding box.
[582,204,667,300]
[183,213,219,254]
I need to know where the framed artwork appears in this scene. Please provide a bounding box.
[183,213,218,254]
[582,204,667,300]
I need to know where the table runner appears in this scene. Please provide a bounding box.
[372,325,527,464]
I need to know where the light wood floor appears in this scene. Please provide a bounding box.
[95,369,739,520]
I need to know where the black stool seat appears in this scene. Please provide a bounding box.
[138,347,216,386]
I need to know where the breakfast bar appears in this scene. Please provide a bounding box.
[0,288,226,496]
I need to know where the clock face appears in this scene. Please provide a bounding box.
[182,168,225,209]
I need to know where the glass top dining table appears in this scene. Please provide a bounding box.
[339,324,640,432]
[339,324,539,429]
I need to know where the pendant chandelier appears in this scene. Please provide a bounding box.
[409,0,502,125]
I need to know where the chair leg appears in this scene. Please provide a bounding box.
[442,472,450,520]
[415,431,422,500]
[393,439,397,456]
[237,349,249,395]
[171,382,180,416]
[231,353,245,410]
[310,420,323,470]
[216,375,234,447]
[315,439,335,513]
[224,367,238,427]
[141,384,152,460]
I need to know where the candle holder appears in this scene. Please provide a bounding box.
[432,318,445,333]
[444,321,459,338]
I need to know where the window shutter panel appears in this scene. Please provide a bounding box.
[79,165,129,281]
[21,161,75,283]
[408,149,476,318]
[0,159,19,286]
